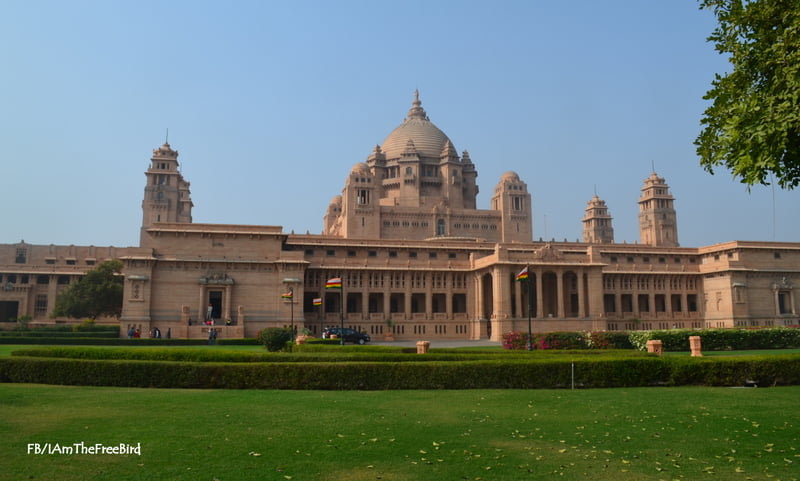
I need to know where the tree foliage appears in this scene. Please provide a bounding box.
[51,259,124,320]
[696,0,800,188]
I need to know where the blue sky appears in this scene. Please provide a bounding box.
[1,0,797,248]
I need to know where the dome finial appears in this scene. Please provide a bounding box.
[407,89,428,120]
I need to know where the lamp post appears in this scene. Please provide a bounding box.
[282,277,302,342]
[288,287,295,342]
[515,266,533,351]
[526,274,533,351]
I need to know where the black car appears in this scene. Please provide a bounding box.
[322,327,370,344]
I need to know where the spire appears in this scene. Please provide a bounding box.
[406,89,429,121]
[440,139,458,159]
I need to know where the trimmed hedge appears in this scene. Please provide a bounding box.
[0,337,259,346]
[9,346,651,363]
[503,328,800,352]
[2,351,799,389]
[628,327,800,351]
[0,331,118,338]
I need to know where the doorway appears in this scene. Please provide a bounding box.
[0,301,19,322]
[208,291,223,321]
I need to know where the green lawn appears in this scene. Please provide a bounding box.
[1,384,798,481]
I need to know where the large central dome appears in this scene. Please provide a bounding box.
[380,91,453,159]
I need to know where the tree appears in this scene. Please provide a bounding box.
[51,259,124,320]
[695,0,800,189]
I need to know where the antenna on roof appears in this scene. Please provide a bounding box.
[165,128,169,144]
[594,184,597,196]
[651,159,656,173]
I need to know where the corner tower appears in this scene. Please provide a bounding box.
[491,171,533,242]
[141,142,193,245]
[582,194,614,243]
[638,172,678,247]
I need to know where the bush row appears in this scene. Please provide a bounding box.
[2,354,799,389]
[0,337,259,346]
[627,327,800,351]
[0,331,118,338]
[503,328,800,351]
[503,331,633,350]
[10,346,651,363]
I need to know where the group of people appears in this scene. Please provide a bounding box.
[125,326,171,339]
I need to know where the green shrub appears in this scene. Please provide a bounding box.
[628,327,800,351]
[4,354,798,389]
[257,327,293,352]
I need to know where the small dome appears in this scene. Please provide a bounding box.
[350,162,370,174]
[500,171,520,182]
[329,195,342,206]
[380,91,453,159]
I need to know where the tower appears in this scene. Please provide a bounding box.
[491,171,533,242]
[340,163,380,239]
[140,142,193,245]
[638,172,678,247]
[582,194,614,243]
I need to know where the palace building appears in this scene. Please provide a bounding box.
[1,92,798,340]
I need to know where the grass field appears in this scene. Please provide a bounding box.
[1,384,798,481]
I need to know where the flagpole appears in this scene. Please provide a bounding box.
[339,275,345,346]
[290,287,295,343]
[526,266,533,351]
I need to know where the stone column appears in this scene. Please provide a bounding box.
[404,273,412,320]
[577,270,585,318]
[556,271,564,318]
[383,272,391,320]
[535,270,544,319]
[425,272,433,319]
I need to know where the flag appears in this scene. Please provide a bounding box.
[312,297,322,306]
[515,267,529,281]
[325,277,342,289]
[281,292,293,299]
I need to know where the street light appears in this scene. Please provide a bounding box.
[515,266,533,351]
[282,277,302,342]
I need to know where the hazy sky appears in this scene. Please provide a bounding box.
[1,0,797,248]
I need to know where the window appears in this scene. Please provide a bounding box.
[642,257,650,263]
[429,252,438,259]
[609,256,618,263]
[66,259,76,266]
[774,252,782,259]
[389,251,398,258]
[37,275,49,285]
[86,260,96,266]
[347,250,356,257]
[15,247,26,264]
[304,249,314,256]
[368,251,377,257]
[448,253,457,259]
[326,250,336,257]
[46,258,56,265]
[35,295,48,316]
[58,276,70,285]
[409,252,418,259]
